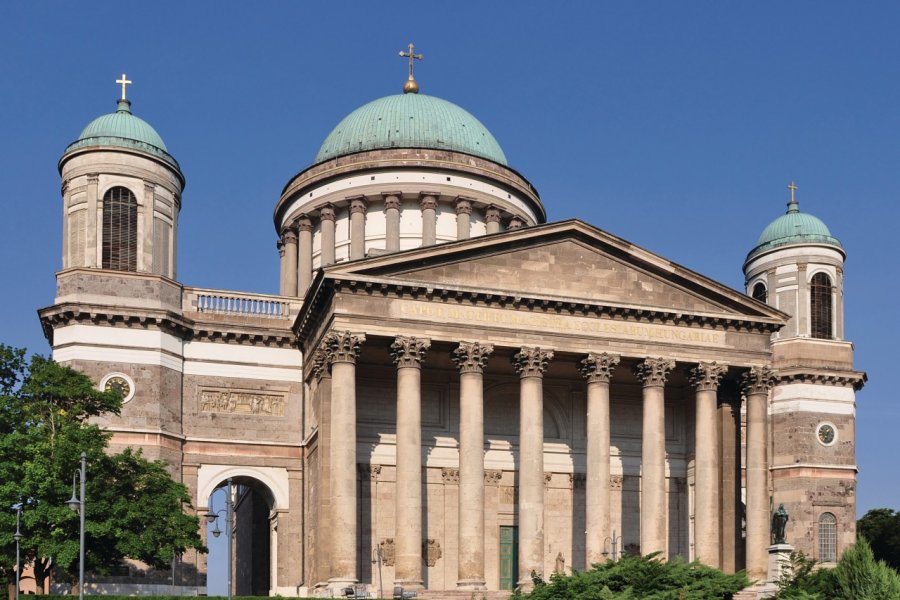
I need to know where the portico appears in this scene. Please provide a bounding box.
[296,219,786,591]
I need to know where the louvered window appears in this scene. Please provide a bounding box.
[102,186,138,271]
[810,272,833,339]
[752,282,767,303]
[819,512,837,562]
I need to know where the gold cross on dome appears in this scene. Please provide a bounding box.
[116,73,132,100]
[399,43,423,81]
[787,181,798,202]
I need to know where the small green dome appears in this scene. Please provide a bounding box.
[62,99,178,168]
[747,198,842,260]
[315,93,508,165]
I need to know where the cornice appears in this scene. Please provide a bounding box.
[292,273,784,347]
[776,368,867,391]
[38,303,297,349]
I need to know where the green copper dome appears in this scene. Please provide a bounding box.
[747,198,842,260]
[62,99,178,168]
[315,93,508,165]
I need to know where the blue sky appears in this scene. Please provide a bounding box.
[1,2,897,582]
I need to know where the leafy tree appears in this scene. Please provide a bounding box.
[858,508,900,571]
[514,553,749,600]
[0,346,204,588]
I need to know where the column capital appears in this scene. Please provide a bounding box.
[86,173,100,185]
[391,335,431,369]
[311,343,333,382]
[455,196,474,215]
[512,346,554,378]
[633,357,675,388]
[349,196,368,214]
[579,352,620,383]
[324,330,365,365]
[419,192,440,210]
[276,239,285,257]
[484,205,502,224]
[507,216,525,230]
[741,365,777,395]
[281,228,299,243]
[689,361,728,391]
[383,194,402,211]
[144,181,156,195]
[319,204,336,222]
[296,214,314,232]
[452,341,494,374]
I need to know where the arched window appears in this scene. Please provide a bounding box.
[752,282,767,303]
[102,186,138,271]
[810,272,833,339]
[819,512,837,562]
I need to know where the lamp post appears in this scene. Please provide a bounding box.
[370,545,384,598]
[66,452,87,600]
[13,503,23,600]
[204,478,233,600]
[601,529,622,562]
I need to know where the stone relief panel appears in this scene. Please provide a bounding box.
[199,387,285,416]
[379,538,395,567]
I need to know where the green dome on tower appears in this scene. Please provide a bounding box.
[747,193,842,261]
[315,93,508,165]
[62,98,178,168]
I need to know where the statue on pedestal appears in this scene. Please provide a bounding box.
[771,503,789,544]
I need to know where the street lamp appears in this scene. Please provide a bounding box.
[203,478,233,600]
[370,545,384,598]
[66,452,87,600]
[601,529,622,562]
[13,503,23,600]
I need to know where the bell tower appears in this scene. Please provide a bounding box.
[743,183,865,563]
[58,75,184,278]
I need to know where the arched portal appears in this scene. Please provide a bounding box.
[207,477,276,596]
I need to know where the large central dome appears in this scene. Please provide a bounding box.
[315,93,508,165]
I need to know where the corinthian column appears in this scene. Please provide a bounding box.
[297,215,314,295]
[311,344,333,585]
[580,352,620,568]
[742,366,776,581]
[513,347,554,589]
[325,330,365,588]
[420,192,439,246]
[633,357,675,558]
[282,228,298,297]
[455,197,473,240]
[452,341,494,590]
[391,336,430,589]
[383,193,402,252]
[349,196,367,260]
[689,362,727,568]
[320,204,336,266]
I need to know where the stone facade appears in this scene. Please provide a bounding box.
[40,85,864,597]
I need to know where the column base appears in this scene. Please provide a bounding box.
[327,577,359,594]
[456,579,487,591]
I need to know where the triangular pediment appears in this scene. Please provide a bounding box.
[323,220,786,321]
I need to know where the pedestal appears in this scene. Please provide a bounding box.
[767,543,794,585]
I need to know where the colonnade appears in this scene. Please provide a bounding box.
[313,330,777,590]
[278,194,519,297]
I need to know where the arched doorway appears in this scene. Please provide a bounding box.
[206,477,276,596]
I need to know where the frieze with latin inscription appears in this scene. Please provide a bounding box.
[199,388,286,416]
[394,300,727,346]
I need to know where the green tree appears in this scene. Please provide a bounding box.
[858,508,900,571]
[0,346,204,588]
[831,537,900,600]
[514,553,749,600]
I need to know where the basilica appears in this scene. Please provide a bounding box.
[39,59,865,596]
